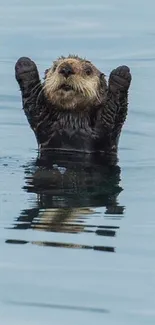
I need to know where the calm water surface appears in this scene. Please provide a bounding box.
[1,0,155,324]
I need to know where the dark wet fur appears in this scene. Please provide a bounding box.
[15,56,131,165]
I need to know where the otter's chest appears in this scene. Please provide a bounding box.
[49,121,97,152]
[37,110,106,152]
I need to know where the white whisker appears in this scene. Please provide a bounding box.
[30,82,42,97]
[36,87,45,106]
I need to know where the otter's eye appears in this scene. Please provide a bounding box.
[85,67,93,76]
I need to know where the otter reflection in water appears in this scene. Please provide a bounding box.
[11,152,124,253]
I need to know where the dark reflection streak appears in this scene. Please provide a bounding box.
[7,226,117,239]
[6,300,109,314]
[105,206,124,215]
[7,223,117,237]
[95,230,116,237]
[6,239,27,245]
[5,239,115,252]
[8,223,120,230]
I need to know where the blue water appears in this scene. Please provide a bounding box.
[1,0,155,324]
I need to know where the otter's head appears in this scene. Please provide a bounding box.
[43,55,107,110]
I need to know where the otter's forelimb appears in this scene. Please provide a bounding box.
[15,57,42,131]
[108,65,131,144]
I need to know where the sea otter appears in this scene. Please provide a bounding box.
[15,55,131,164]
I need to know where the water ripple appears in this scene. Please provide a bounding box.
[5,299,109,314]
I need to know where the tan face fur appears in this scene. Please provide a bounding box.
[43,55,107,110]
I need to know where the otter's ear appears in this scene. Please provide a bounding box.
[100,73,106,80]
[44,69,50,79]
[100,73,107,88]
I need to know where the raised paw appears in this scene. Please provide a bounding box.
[109,65,131,93]
[15,57,38,81]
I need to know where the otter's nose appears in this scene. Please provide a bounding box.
[59,64,74,78]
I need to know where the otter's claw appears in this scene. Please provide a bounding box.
[109,65,131,92]
[15,57,38,80]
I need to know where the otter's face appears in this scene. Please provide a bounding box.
[43,56,107,110]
